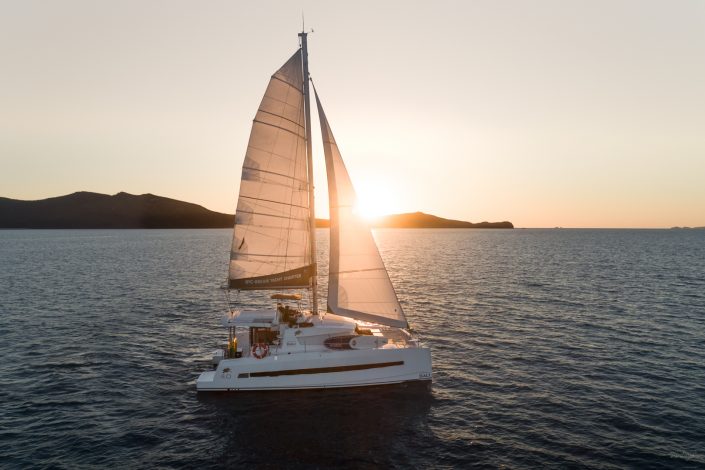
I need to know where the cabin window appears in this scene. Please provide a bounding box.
[250,327,278,345]
[244,361,404,378]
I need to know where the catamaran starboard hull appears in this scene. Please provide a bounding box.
[196,347,431,392]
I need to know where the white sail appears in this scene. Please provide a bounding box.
[314,91,408,328]
[229,50,313,289]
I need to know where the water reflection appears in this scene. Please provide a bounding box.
[197,383,434,467]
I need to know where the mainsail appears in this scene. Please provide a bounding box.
[229,50,314,289]
[314,90,408,328]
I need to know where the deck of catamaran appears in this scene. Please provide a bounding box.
[197,301,431,391]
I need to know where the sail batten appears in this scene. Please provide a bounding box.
[229,50,313,290]
[238,196,309,209]
[315,90,408,328]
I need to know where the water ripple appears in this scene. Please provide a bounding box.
[1,228,704,468]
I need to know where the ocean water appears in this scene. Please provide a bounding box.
[1,228,704,469]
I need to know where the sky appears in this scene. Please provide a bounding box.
[1,0,704,228]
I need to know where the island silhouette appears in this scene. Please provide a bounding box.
[0,192,513,229]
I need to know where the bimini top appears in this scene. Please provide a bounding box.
[271,293,302,300]
[221,309,277,328]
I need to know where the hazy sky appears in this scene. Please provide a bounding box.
[2,0,704,227]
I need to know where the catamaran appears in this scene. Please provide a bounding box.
[196,32,432,391]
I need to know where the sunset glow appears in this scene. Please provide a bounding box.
[1,1,704,227]
[353,179,402,220]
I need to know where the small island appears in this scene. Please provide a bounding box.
[316,212,513,229]
[0,192,513,229]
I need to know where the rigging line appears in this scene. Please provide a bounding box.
[234,248,308,260]
[247,135,303,161]
[256,89,298,108]
[246,145,302,164]
[236,211,309,224]
[247,146,304,164]
[235,225,305,240]
[251,119,305,139]
[242,166,307,183]
[237,210,308,221]
[257,108,306,130]
[239,205,308,218]
[234,231,305,248]
[270,74,301,90]
[241,177,307,192]
[238,197,307,212]
[240,195,309,209]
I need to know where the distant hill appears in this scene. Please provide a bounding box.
[0,192,233,228]
[0,192,513,229]
[368,212,513,229]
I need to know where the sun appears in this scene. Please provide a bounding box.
[353,179,400,220]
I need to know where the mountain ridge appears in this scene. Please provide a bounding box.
[0,192,513,229]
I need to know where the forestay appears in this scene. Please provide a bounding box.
[314,90,408,328]
[229,50,314,289]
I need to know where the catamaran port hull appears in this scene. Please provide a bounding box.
[196,346,432,392]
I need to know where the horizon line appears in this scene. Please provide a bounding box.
[1,190,702,230]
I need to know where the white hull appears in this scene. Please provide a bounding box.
[197,346,431,392]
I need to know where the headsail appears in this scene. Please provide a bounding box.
[314,90,408,328]
[229,51,313,290]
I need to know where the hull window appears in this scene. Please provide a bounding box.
[244,361,404,378]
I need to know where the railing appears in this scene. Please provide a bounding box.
[222,328,420,360]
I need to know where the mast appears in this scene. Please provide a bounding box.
[299,31,318,314]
